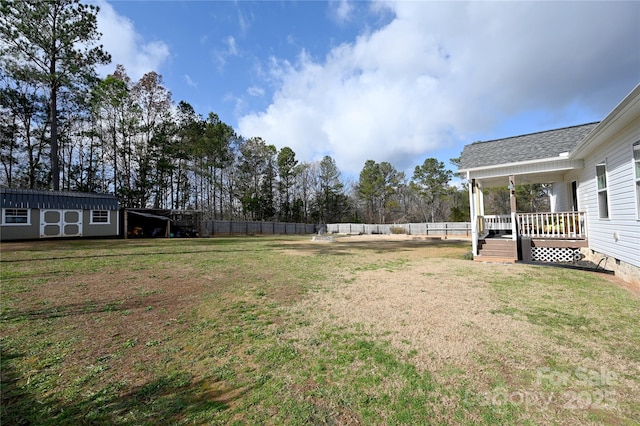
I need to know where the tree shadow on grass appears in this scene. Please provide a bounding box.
[1,349,34,426]
[63,373,249,425]
[0,236,276,263]
[0,247,260,264]
[1,297,160,321]
[274,238,470,257]
[2,349,250,425]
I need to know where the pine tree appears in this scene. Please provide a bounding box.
[1,0,111,190]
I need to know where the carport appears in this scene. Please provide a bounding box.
[123,209,171,238]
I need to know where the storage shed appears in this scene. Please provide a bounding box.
[1,188,119,241]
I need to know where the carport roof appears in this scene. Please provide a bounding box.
[126,210,171,221]
[0,188,119,210]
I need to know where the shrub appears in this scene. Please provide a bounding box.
[389,226,407,234]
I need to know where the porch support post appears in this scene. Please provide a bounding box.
[469,174,478,255]
[509,175,517,240]
[124,210,128,239]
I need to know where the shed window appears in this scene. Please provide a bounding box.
[91,210,110,224]
[634,142,640,218]
[596,162,609,219]
[3,208,30,225]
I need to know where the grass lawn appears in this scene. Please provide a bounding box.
[1,235,639,425]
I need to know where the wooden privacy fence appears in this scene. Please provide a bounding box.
[326,223,472,236]
[202,220,316,236]
[200,221,472,237]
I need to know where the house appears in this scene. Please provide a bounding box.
[0,188,119,241]
[458,84,640,286]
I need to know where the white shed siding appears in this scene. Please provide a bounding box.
[578,120,640,268]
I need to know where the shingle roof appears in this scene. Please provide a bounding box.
[0,188,119,210]
[459,122,599,170]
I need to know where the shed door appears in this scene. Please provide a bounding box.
[40,210,83,238]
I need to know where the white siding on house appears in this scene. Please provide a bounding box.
[578,119,640,268]
[635,142,640,219]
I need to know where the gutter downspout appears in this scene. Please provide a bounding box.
[509,175,518,242]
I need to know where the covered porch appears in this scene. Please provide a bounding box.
[476,211,588,262]
[468,173,588,263]
[458,122,598,263]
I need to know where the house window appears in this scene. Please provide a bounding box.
[634,142,640,218]
[596,162,609,219]
[3,208,30,225]
[91,210,110,224]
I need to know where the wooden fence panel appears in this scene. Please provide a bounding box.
[202,220,318,236]
[202,221,471,237]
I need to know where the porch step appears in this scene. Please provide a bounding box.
[477,238,517,260]
[473,255,517,264]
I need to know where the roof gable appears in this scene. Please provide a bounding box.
[459,122,599,171]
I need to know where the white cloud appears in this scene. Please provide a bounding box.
[214,35,241,71]
[238,1,639,176]
[95,1,170,80]
[330,0,354,23]
[237,9,253,36]
[226,36,238,56]
[184,74,197,88]
[247,86,265,97]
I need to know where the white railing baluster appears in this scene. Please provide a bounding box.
[515,211,586,239]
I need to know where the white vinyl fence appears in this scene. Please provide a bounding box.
[326,223,472,237]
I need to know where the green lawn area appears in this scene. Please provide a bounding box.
[1,236,639,425]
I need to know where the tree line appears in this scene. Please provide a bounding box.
[5,1,552,224]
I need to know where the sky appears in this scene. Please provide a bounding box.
[94,0,640,181]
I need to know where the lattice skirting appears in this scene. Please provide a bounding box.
[531,246,584,263]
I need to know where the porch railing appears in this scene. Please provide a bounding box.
[477,212,587,239]
[516,211,586,239]
[477,215,511,238]
[484,215,513,231]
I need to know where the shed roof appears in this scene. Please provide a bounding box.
[0,188,119,210]
[459,122,599,171]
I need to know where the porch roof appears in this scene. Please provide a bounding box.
[458,122,599,171]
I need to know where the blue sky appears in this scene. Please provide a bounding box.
[95,0,639,180]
